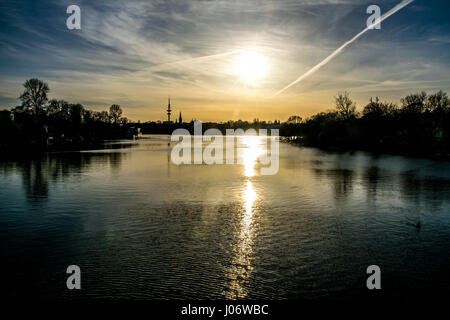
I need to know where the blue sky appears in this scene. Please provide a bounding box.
[1,0,449,121]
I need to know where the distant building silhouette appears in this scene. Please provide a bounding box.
[166,97,172,123]
[164,98,184,124]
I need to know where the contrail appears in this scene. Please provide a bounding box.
[148,49,244,71]
[273,0,414,97]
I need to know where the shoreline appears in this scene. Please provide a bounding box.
[283,137,450,162]
[2,134,449,163]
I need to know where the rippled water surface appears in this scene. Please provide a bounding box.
[1,135,450,299]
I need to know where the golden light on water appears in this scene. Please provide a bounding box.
[242,136,265,177]
[223,137,263,299]
[223,180,258,299]
[243,180,257,218]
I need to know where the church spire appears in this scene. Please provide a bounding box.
[179,112,182,124]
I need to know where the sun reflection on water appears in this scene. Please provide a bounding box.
[241,136,264,177]
[223,180,257,299]
[223,136,262,299]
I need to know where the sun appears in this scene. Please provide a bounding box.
[234,51,268,85]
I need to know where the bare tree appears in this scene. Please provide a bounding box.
[47,99,69,118]
[287,115,303,124]
[363,97,397,117]
[401,91,427,114]
[334,91,356,120]
[19,78,50,114]
[426,90,449,113]
[95,111,110,123]
[109,104,123,124]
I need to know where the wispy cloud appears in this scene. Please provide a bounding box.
[273,0,415,96]
[0,0,449,121]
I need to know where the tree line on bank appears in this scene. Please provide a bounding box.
[0,78,129,153]
[282,91,450,159]
[1,78,449,159]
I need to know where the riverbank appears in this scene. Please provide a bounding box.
[283,136,450,162]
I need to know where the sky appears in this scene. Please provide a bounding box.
[1,0,449,122]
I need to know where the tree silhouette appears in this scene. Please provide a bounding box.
[47,99,70,119]
[334,91,356,120]
[109,104,122,124]
[363,97,397,118]
[95,110,110,123]
[426,90,449,113]
[401,92,427,114]
[287,115,303,124]
[70,103,85,125]
[19,78,49,115]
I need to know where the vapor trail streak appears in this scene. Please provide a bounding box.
[148,49,244,71]
[273,0,414,97]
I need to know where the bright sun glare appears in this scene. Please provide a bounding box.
[234,51,268,85]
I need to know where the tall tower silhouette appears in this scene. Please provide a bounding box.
[167,97,172,122]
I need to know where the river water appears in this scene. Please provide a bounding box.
[1,135,449,299]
